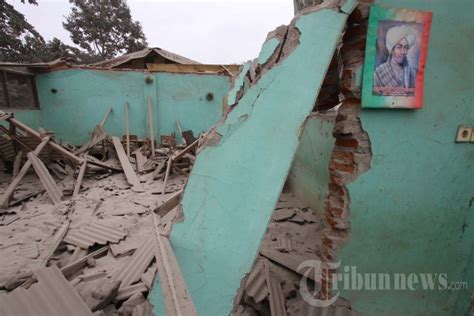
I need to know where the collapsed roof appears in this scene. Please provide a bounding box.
[90,47,200,70]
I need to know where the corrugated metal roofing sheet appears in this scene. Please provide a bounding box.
[112,238,154,289]
[268,277,287,316]
[245,260,268,303]
[274,236,294,253]
[63,222,127,249]
[91,47,199,69]
[0,266,93,316]
[19,242,39,259]
[0,136,15,161]
[272,208,296,222]
[27,152,62,205]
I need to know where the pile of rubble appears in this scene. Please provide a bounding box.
[0,109,356,315]
[0,111,197,315]
[233,193,356,316]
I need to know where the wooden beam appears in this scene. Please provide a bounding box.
[12,151,22,177]
[99,107,112,127]
[154,189,183,217]
[85,155,122,172]
[124,102,130,158]
[161,157,173,195]
[39,220,70,267]
[0,137,50,208]
[152,159,168,180]
[7,117,82,165]
[135,150,145,173]
[112,136,144,192]
[146,63,240,75]
[27,151,62,205]
[61,246,109,278]
[172,138,199,162]
[73,159,87,197]
[176,120,186,145]
[152,213,198,316]
[147,97,155,159]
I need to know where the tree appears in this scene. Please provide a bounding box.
[0,0,88,63]
[63,0,148,60]
[0,0,45,62]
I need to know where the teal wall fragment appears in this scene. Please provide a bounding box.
[151,8,352,315]
[34,69,230,145]
[287,113,336,214]
[335,1,474,315]
[257,37,281,65]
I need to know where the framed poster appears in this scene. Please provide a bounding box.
[362,5,433,109]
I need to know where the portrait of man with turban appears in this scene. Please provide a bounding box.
[373,25,417,96]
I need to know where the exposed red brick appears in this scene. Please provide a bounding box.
[330,161,356,174]
[335,138,358,148]
[332,151,355,164]
[327,207,344,217]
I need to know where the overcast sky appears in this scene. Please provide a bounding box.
[7,0,295,64]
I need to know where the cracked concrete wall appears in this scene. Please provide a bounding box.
[327,1,473,315]
[151,6,355,315]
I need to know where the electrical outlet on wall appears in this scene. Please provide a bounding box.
[456,126,473,143]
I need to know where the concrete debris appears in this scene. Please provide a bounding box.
[0,113,190,315]
[234,192,330,314]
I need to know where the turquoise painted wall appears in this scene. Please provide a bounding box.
[287,113,336,214]
[151,9,351,315]
[155,73,227,139]
[34,69,230,145]
[337,1,474,315]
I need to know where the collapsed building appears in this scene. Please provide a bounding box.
[0,0,472,315]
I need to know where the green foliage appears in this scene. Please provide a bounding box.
[63,0,148,59]
[0,0,44,62]
[0,0,91,63]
